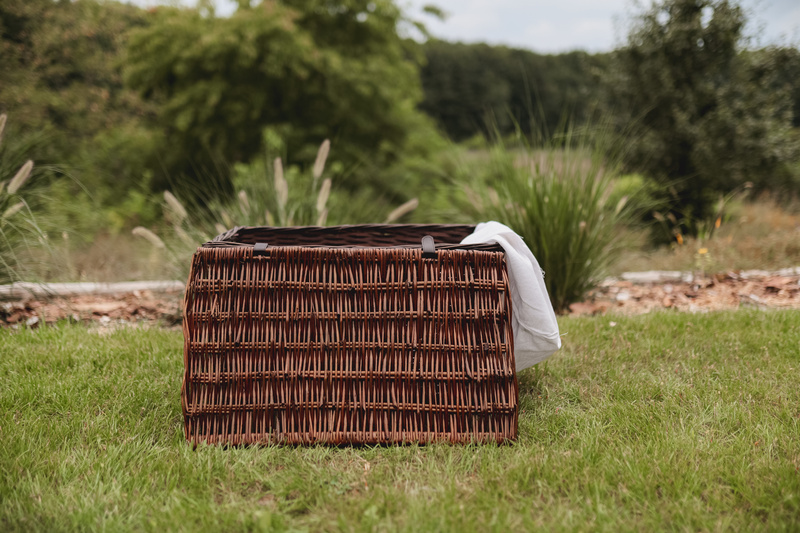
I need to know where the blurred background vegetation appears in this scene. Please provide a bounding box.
[1,0,799,311]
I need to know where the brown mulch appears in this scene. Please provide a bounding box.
[1,271,799,329]
[1,289,183,329]
[570,271,800,316]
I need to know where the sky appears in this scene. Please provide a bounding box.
[402,0,800,52]
[135,0,800,54]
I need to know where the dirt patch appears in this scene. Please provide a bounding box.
[570,271,800,316]
[1,289,182,328]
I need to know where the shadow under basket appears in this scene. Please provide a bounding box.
[181,224,518,446]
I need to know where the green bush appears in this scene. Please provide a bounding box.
[458,126,652,313]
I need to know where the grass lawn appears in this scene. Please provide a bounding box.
[2,311,799,532]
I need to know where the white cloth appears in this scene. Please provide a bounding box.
[461,221,561,371]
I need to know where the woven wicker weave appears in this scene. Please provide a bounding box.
[182,224,517,445]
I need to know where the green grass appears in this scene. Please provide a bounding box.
[2,312,799,532]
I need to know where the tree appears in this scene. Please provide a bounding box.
[768,46,800,128]
[604,0,798,229]
[124,0,433,191]
[0,0,157,190]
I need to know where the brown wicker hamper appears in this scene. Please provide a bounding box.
[181,224,518,446]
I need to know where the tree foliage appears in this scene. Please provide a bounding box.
[0,0,154,163]
[2,0,800,239]
[419,41,604,141]
[125,0,433,190]
[604,0,799,227]
[769,46,800,129]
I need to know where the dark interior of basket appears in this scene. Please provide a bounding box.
[183,224,517,446]
[205,224,502,251]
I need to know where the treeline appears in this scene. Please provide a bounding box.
[419,42,607,141]
[420,40,800,145]
[2,0,800,236]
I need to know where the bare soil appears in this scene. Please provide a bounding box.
[570,270,800,316]
[1,288,182,329]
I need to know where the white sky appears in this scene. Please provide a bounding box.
[403,0,800,52]
[133,0,800,53]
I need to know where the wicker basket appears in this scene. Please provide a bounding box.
[182,224,517,445]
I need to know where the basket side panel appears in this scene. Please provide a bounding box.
[182,246,517,445]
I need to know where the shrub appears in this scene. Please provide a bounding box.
[458,125,652,313]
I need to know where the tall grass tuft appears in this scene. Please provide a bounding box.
[133,139,420,279]
[385,198,419,223]
[7,160,33,194]
[0,114,50,284]
[163,190,188,222]
[131,226,165,249]
[460,122,654,313]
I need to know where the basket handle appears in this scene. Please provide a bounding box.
[421,235,437,258]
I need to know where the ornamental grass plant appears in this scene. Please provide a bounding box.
[0,114,49,284]
[133,139,420,279]
[459,122,656,313]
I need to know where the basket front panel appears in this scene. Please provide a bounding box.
[182,246,517,445]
